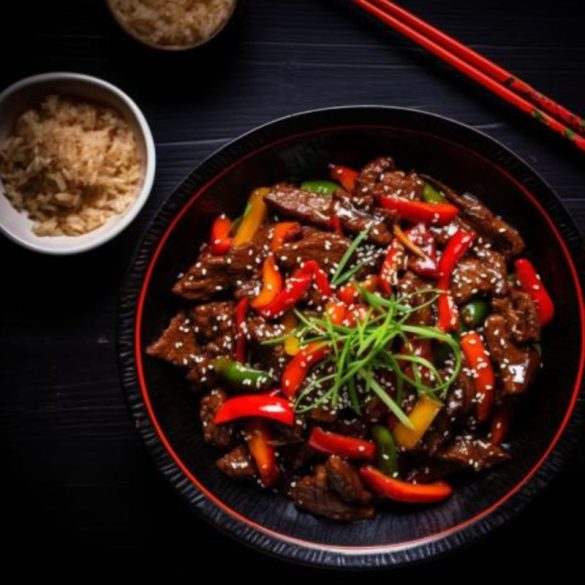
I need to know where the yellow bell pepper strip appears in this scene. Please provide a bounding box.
[514,258,555,325]
[328,164,358,192]
[214,393,294,426]
[281,342,328,397]
[245,420,280,488]
[281,312,300,356]
[460,331,495,423]
[437,230,475,332]
[210,214,233,256]
[233,187,269,245]
[271,221,301,252]
[359,465,452,504]
[308,426,376,461]
[393,395,443,450]
[251,256,283,310]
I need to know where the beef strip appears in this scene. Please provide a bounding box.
[373,170,425,200]
[247,315,288,377]
[484,314,541,396]
[430,216,477,246]
[355,156,396,197]
[423,175,525,258]
[290,465,375,521]
[200,389,232,448]
[146,311,201,368]
[333,191,395,245]
[396,271,434,326]
[451,249,508,304]
[325,455,372,505]
[492,290,540,344]
[437,435,510,472]
[185,354,217,391]
[277,228,350,271]
[190,301,236,342]
[265,183,333,228]
[216,445,257,480]
[173,243,261,301]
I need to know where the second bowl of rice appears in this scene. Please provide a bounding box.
[0,72,155,255]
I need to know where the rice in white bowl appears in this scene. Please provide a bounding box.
[0,94,142,237]
[109,0,236,48]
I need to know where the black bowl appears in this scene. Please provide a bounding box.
[117,106,585,568]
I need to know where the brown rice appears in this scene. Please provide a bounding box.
[109,0,236,48]
[0,94,142,237]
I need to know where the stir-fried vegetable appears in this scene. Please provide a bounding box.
[245,420,280,487]
[393,395,443,450]
[461,299,490,329]
[359,465,453,503]
[212,357,273,390]
[301,180,340,195]
[371,425,399,476]
[514,258,555,325]
[281,312,300,356]
[210,215,233,255]
[233,187,268,245]
[329,164,358,192]
[308,426,376,461]
[379,239,404,296]
[271,221,301,252]
[422,182,447,204]
[282,343,328,397]
[378,196,459,225]
[214,394,294,426]
[251,256,283,310]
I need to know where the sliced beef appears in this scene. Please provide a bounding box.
[277,228,351,271]
[492,290,540,344]
[374,170,425,200]
[247,315,288,377]
[186,354,217,391]
[146,311,201,368]
[396,271,434,326]
[484,314,541,396]
[424,175,525,258]
[216,445,257,480]
[430,216,477,246]
[437,435,510,472]
[291,465,375,521]
[355,156,396,198]
[173,243,262,301]
[191,301,236,342]
[333,191,395,245]
[325,455,372,505]
[200,389,232,448]
[451,250,508,304]
[265,183,332,228]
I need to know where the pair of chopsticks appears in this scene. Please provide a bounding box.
[353,0,585,154]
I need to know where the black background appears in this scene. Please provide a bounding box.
[1,0,584,581]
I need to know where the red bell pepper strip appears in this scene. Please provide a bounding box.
[281,342,328,397]
[251,256,283,310]
[379,239,404,296]
[330,214,344,236]
[378,196,459,226]
[325,300,348,325]
[214,394,294,426]
[298,260,332,297]
[245,420,280,488]
[460,331,495,423]
[359,465,452,503]
[308,426,376,461]
[436,230,475,331]
[235,298,249,363]
[258,273,312,318]
[338,275,379,305]
[490,405,512,446]
[329,164,358,192]
[514,258,554,325]
[210,215,233,255]
[271,221,301,252]
[406,224,438,278]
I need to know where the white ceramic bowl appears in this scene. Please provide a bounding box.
[0,72,156,254]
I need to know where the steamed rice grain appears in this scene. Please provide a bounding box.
[0,94,142,237]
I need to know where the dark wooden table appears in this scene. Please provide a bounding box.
[2,0,584,580]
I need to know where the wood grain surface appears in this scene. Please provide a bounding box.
[1,0,584,580]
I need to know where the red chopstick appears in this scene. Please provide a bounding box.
[354,0,585,154]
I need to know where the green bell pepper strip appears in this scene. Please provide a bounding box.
[212,357,274,390]
[460,299,490,329]
[371,425,399,476]
[300,180,340,196]
[422,182,447,204]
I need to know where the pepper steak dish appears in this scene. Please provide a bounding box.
[146,157,554,521]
